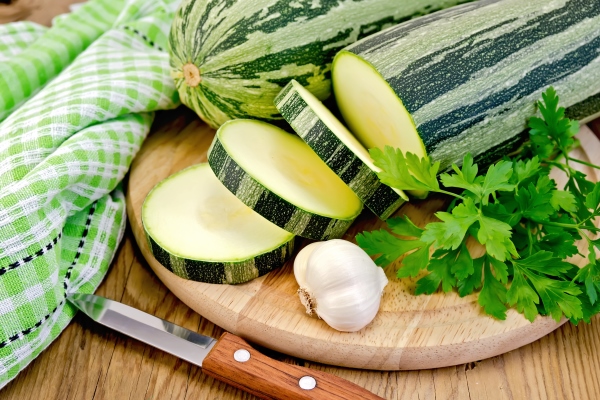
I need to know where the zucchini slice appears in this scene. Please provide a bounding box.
[275,79,407,220]
[208,119,363,240]
[142,163,295,284]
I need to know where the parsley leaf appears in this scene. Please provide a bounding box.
[515,177,555,221]
[482,202,522,227]
[585,182,600,211]
[387,215,424,238]
[415,249,457,294]
[577,288,600,324]
[356,229,422,267]
[527,273,582,322]
[512,251,571,277]
[440,153,481,193]
[535,232,579,259]
[507,270,539,322]
[421,198,478,250]
[458,257,483,297]
[529,87,577,156]
[405,152,441,190]
[551,190,577,213]
[356,221,431,278]
[575,262,600,306]
[370,146,440,192]
[479,161,515,205]
[512,252,583,322]
[398,245,431,278]
[453,242,474,281]
[474,215,518,261]
[574,241,600,306]
[478,256,508,320]
[513,156,542,184]
[442,158,514,205]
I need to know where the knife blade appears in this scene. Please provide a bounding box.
[67,293,384,400]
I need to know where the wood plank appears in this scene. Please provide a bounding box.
[0,0,83,25]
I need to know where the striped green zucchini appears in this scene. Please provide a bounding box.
[142,163,295,284]
[169,0,474,129]
[275,79,408,220]
[207,119,363,240]
[333,0,600,170]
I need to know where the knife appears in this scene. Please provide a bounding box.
[67,293,384,400]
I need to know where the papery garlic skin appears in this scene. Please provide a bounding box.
[294,241,324,316]
[293,239,388,332]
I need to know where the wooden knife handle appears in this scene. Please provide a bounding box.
[202,333,384,400]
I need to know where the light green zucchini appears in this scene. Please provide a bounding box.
[275,79,408,220]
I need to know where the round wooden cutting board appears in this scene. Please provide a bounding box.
[126,113,600,371]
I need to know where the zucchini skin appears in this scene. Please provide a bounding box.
[339,0,600,169]
[169,0,475,128]
[208,130,358,240]
[275,81,405,220]
[147,232,295,284]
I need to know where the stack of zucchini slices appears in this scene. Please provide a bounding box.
[143,115,368,284]
[142,76,414,284]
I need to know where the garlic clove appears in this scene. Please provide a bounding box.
[293,241,324,288]
[295,239,388,332]
[315,284,384,331]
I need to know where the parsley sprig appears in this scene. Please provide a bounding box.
[357,88,600,323]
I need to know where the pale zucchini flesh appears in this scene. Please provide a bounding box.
[208,119,363,240]
[333,52,426,160]
[142,163,294,284]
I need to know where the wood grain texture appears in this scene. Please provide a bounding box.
[0,0,81,25]
[124,109,600,371]
[203,333,384,400]
[2,113,600,400]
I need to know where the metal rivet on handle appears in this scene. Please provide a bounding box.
[299,376,317,390]
[234,349,251,363]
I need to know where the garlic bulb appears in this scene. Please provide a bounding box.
[293,239,388,332]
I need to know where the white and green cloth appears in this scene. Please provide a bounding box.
[0,0,181,387]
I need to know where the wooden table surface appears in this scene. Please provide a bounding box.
[3,2,600,399]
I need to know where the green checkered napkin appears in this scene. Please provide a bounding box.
[0,0,181,387]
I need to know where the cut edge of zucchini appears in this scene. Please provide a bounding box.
[333,50,429,199]
[332,50,427,157]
